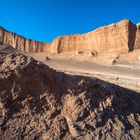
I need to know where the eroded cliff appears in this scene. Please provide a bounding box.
[0,27,47,52]
[0,19,140,55]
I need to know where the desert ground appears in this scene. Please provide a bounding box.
[24,51,140,92]
[0,44,140,139]
[1,44,140,92]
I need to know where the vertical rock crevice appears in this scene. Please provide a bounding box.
[128,21,137,51]
[134,23,140,49]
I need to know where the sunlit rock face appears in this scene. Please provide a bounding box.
[50,19,130,54]
[0,19,140,54]
[0,27,47,52]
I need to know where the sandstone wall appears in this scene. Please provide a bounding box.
[0,27,47,52]
[50,19,130,54]
[0,19,140,54]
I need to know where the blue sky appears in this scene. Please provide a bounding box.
[0,0,139,42]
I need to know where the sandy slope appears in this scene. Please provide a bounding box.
[2,48,140,92]
[0,53,140,140]
[44,59,140,91]
[21,51,140,92]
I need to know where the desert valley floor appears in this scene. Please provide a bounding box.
[25,51,140,92]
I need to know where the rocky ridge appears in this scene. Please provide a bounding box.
[0,19,140,55]
[0,53,139,139]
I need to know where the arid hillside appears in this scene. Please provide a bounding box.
[0,53,140,139]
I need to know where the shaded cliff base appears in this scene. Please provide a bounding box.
[0,53,140,140]
[3,39,140,66]
[24,48,140,65]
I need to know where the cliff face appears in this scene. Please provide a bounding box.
[0,19,140,54]
[50,19,130,54]
[0,27,47,52]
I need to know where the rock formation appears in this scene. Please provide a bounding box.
[0,53,140,139]
[0,19,140,55]
[0,27,47,52]
[49,19,135,54]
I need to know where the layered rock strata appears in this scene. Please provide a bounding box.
[0,27,47,52]
[0,19,140,54]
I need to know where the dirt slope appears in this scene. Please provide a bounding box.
[0,53,139,140]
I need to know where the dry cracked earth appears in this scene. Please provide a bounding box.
[0,52,139,140]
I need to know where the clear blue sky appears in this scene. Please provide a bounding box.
[0,0,140,42]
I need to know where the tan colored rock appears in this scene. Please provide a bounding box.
[0,27,47,52]
[46,19,140,54]
[137,55,140,60]
[50,19,130,54]
[0,19,140,55]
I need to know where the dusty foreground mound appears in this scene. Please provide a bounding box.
[0,53,140,140]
